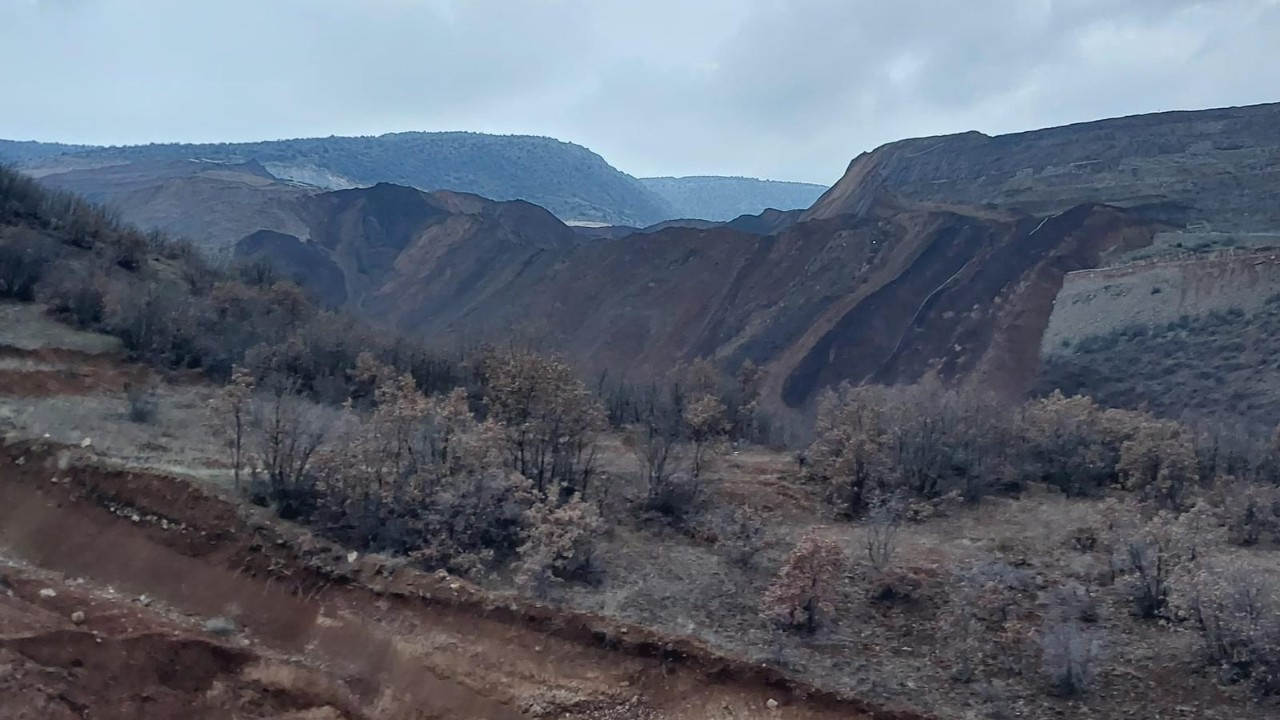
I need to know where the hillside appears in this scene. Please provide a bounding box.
[0,139,93,164]
[6,165,1280,720]
[17,132,676,227]
[805,102,1280,232]
[32,159,318,253]
[236,182,1161,416]
[234,182,579,316]
[640,176,827,221]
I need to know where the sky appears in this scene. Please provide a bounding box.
[1,0,1278,184]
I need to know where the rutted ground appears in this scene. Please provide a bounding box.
[0,303,910,719]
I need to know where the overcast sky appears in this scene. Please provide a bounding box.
[2,0,1277,183]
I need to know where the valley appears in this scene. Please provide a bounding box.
[4,98,1280,720]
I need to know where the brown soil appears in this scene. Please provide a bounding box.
[0,439,928,720]
[0,347,151,397]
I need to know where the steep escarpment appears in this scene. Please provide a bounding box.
[806,102,1280,232]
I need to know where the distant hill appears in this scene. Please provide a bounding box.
[32,159,318,254]
[0,139,94,164]
[15,132,676,227]
[640,176,826,221]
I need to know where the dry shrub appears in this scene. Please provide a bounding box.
[1112,502,1224,618]
[942,559,1036,683]
[1117,418,1201,511]
[1019,392,1132,496]
[0,227,54,301]
[763,533,846,633]
[864,490,904,574]
[1218,478,1280,546]
[1038,620,1103,696]
[215,353,608,582]
[514,494,604,595]
[807,378,1017,516]
[1173,555,1280,694]
[717,506,768,569]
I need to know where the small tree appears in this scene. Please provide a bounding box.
[806,384,893,516]
[481,347,605,498]
[1118,419,1200,511]
[208,365,255,493]
[683,392,728,478]
[763,533,846,633]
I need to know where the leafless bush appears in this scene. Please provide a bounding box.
[246,377,334,513]
[1039,620,1103,696]
[718,506,768,569]
[1018,392,1131,496]
[36,261,105,327]
[941,558,1037,682]
[208,366,255,493]
[865,490,904,573]
[762,532,846,633]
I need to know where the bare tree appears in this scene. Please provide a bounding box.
[208,365,255,493]
[247,377,333,511]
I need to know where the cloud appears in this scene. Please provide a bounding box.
[0,0,1276,183]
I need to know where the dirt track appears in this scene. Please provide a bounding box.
[0,439,924,720]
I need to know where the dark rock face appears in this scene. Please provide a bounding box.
[806,103,1280,232]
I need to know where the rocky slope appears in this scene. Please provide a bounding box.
[806,102,1280,232]
[640,176,827,221]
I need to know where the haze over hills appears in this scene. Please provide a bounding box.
[639,176,827,222]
